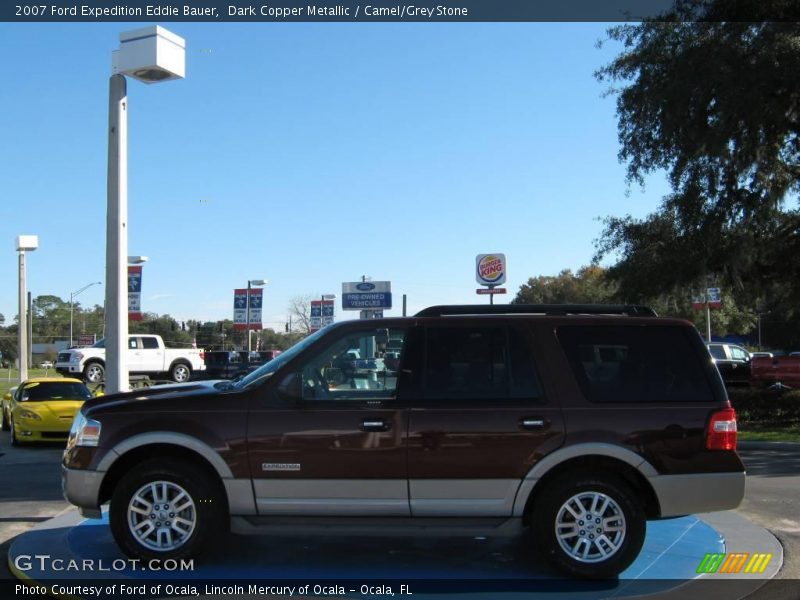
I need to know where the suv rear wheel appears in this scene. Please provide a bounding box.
[531,472,645,578]
[110,459,224,561]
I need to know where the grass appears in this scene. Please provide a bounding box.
[738,426,800,443]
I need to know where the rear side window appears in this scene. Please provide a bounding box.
[141,337,159,350]
[708,345,726,360]
[423,326,543,401]
[557,325,714,403]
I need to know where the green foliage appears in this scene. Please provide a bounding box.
[728,388,800,428]
[593,5,800,344]
[513,265,616,304]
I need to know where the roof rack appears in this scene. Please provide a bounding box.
[414,304,658,318]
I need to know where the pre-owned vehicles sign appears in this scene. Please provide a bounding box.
[342,281,392,310]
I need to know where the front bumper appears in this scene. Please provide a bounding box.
[56,365,82,377]
[62,466,104,518]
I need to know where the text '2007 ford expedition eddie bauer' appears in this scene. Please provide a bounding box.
[62,304,745,578]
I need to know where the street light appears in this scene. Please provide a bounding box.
[70,282,102,348]
[16,235,38,383]
[246,279,268,353]
[105,27,185,394]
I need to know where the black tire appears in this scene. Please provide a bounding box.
[1,407,8,432]
[10,417,19,446]
[109,459,225,561]
[169,362,192,383]
[83,361,105,384]
[530,472,646,579]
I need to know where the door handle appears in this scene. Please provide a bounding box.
[520,417,548,431]
[361,419,390,432]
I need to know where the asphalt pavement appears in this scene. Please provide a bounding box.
[737,442,800,599]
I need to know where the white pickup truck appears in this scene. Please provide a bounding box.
[55,335,205,384]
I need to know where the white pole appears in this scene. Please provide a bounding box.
[246,282,252,353]
[18,251,27,383]
[69,293,74,348]
[105,74,129,394]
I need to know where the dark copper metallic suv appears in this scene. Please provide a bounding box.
[62,305,745,578]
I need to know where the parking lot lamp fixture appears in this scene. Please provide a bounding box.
[246,279,268,353]
[105,27,185,394]
[16,235,38,383]
[70,282,102,348]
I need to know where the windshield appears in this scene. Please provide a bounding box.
[237,327,331,390]
[21,382,92,401]
[91,338,105,348]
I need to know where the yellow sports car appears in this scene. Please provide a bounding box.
[7,378,92,445]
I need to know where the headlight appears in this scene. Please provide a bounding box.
[71,353,83,363]
[18,408,41,421]
[67,412,101,448]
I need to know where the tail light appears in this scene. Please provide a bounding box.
[199,351,205,360]
[706,408,737,450]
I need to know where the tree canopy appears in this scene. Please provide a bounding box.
[595,8,800,309]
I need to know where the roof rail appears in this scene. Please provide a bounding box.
[414,304,658,318]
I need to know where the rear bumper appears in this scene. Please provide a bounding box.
[649,471,746,517]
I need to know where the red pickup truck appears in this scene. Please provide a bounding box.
[750,355,800,388]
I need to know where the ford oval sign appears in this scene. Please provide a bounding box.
[356,282,376,291]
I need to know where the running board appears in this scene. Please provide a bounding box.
[230,516,524,537]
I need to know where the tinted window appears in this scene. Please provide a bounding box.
[21,382,92,401]
[558,326,714,403]
[141,337,159,350]
[423,326,542,401]
[708,345,726,360]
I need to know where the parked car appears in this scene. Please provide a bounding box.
[1,386,17,432]
[55,334,205,384]
[751,353,800,388]
[7,378,92,445]
[707,342,751,387]
[63,304,744,579]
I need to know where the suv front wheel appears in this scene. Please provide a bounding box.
[531,472,645,578]
[110,459,224,561]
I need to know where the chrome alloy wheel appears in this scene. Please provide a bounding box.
[127,481,196,552]
[554,491,626,563]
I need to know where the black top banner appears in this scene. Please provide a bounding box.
[4,0,800,23]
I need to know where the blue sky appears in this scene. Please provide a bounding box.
[0,22,670,331]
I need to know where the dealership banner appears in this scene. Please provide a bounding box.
[127,265,142,321]
[233,288,263,331]
[310,299,335,332]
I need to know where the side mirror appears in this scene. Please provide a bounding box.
[278,372,303,401]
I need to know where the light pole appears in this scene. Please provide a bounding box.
[16,236,38,383]
[105,27,185,394]
[70,281,102,348]
[246,279,268,353]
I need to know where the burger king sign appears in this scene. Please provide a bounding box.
[476,253,507,286]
